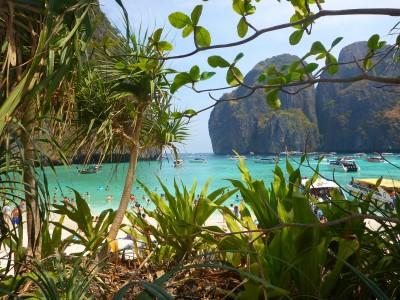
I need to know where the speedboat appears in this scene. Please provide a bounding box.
[173,159,183,167]
[347,178,398,210]
[229,155,247,160]
[253,157,279,164]
[301,177,347,202]
[366,156,384,163]
[329,158,360,172]
[353,152,366,158]
[78,165,100,174]
[381,152,394,157]
[189,157,207,163]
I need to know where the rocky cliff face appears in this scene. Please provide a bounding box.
[209,43,400,154]
[208,54,320,154]
[316,41,400,152]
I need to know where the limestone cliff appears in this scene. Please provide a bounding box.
[316,41,400,152]
[208,54,320,154]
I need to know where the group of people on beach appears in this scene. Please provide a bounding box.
[2,200,25,227]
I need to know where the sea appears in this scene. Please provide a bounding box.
[45,153,400,213]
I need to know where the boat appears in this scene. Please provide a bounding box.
[329,158,360,172]
[366,156,384,163]
[301,177,347,202]
[189,157,207,163]
[353,152,366,158]
[280,151,303,156]
[347,178,398,210]
[253,157,279,164]
[381,152,394,157]
[78,165,100,174]
[229,155,247,160]
[173,159,183,167]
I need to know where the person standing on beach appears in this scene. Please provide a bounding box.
[11,207,20,226]
[130,194,136,203]
[233,205,239,218]
[2,203,12,227]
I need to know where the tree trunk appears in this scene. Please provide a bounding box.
[107,105,146,244]
[21,102,41,258]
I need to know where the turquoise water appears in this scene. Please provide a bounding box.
[45,154,400,213]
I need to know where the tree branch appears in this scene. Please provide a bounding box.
[163,8,400,60]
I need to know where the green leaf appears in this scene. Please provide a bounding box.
[157,41,173,52]
[331,37,343,48]
[289,30,304,45]
[189,65,200,80]
[171,112,183,119]
[183,109,197,116]
[191,5,203,25]
[290,13,303,30]
[232,0,245,15]
[304,62,318,73]
[194,26,211,47]
[226,66,243,86]
[244,1,256,15]
[326,53,338,74]
[182,25,194,38]
[208,55,230,68]
[237,17,248,38]
[265,89,281,110]
[170,72,192,93]
[168,12,191,29]
[367,34,380,50]
[200,71,216,80]
[363,58,373,70]
[152,28,163,42]
[233,52,244,64]
[310,41,326,55]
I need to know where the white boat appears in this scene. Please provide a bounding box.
[347,178,398,210]
[301,177,347,202]
[366,156,385,163]
[253,157,279,164]
[381,152,394,157]
[189,157,207,163]
[280,151,302,156]
[353,152,366,157]
[173,159,183,167]
[329,158,360,172]
[229,155,247,160]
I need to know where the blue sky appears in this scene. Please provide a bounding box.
[99,0,399,153]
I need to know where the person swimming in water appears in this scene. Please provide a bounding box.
[106,195,113,202]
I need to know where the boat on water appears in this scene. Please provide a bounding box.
[329,158,360,172]
[173,159,183,167]
[347,178,398,210]
[280,151,302,156]
[189,157,207,163]
[366,156,385,163]
[253,157,279,164]
[353,152,366,158]
[381,152,394,157]
[78,165,101,174]
[229,155,247,160]
[301,177,347,202]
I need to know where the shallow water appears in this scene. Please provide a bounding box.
[44,154,400,213]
